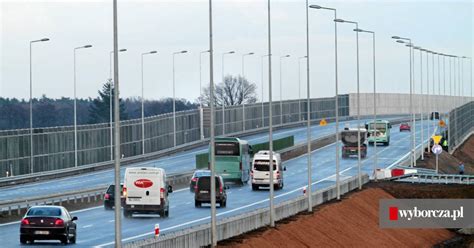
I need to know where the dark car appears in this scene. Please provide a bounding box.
[104,184,124,210]
[20,206,77,245]
[430,112,440,120]
[189,170,211,192]
[195,175,228,208]
[399,123,411,132]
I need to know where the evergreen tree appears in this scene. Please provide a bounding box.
[88,80,128,124]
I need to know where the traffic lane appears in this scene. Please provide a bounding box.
[84,122,422,246]
[0,121,419,247]
[0,116,406,201]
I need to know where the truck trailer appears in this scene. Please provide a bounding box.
[341,128,368,159]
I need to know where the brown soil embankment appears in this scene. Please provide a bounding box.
[417,135,473,174]
[220,182,473,248]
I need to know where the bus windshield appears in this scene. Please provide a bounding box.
[368,123,387,131]
[215,142,240,156]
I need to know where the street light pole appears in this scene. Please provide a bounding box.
[140,51,157,154]
[29,37,49,174]
[242,52,254,131]
[279,55,290,126]
[415,47,424,160]
[112,0,122,246]
[73,44,92,168]
[208,0,217,245]
[267,0,275,228]
[199,50,210,140]
[355,29,377,178]
[393,36,415,167]
[309,4,340,199]
[336,18,362,188]
[109,48,127,160]
[298,56,307,122]
[221,51,235,135]
[304,0,312,212]
[261,54,270,128]
[172,50,188,147]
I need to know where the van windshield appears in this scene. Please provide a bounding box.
[253,160,277,171]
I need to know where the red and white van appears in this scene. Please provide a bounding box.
[123,167,172,218]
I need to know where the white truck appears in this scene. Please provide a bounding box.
[251,150,285,190]
[123,167,172,218]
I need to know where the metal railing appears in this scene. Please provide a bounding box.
[390,173,473,185]
[0,96,349,178]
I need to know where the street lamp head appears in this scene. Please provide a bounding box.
[119,49,127,52]
[181,50,188,54]
[309,4,322,9]
[354,28,363,32]
[413,46,421,50]
[229,51,235,54]
[84,45,92,48]
[391,36,401,39]
[334,18,345,23]
[283,54,290,58]
[248,52,255,55]
[40,38,50,42]
[150,51,157,54]
[405,44,413,47]
[396,40,405,44]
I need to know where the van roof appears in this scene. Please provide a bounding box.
[125,167,165,173]
[254,151,280,160]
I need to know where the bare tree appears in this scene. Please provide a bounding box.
[198,75,257,107]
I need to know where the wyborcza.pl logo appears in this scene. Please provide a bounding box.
[388,206,464,221]
[380,199,474,228]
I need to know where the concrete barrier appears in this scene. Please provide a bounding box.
[124,174,369,248]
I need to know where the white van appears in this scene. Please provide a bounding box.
[251,150,285,190]
[123,167,172,218]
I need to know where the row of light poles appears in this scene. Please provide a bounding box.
[392,37,472,164]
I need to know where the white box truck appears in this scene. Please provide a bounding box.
[123,167,172,218]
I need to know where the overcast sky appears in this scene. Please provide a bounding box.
[1,0,473,103]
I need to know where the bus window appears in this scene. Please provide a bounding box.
[215,142,240,156]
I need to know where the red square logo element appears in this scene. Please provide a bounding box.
[389,206,398,221]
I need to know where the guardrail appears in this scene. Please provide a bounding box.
[390,173,474,185]
[124,174,369,248]
[0,171,194,217]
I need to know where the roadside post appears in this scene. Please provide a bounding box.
[155,224,160,238]
[432,135,443,174]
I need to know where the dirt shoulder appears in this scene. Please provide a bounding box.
[219,182,473,248]
[416,134,474,174]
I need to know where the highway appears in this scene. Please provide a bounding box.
[0,115,406,201]
[0,119,435,247]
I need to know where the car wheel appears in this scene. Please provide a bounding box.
[251,184,258,191]
[60,235,68,245]
[70,234,76,244]
[20,236,27,244]
[274,184,280,190]
[195,200,201,208]
[123,209,132,218]
[221,200,227,208]
[104,204,112,210]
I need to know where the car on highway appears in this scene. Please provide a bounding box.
[366,120,392,146]
[104,184,124,210]
[399,123,411,132]
[194,175,228,208]
[341,128,368,159]
[211,137,252,185]
[123,167,173,218]
[189,170,211,192]
[20,205,77,245]
[251,150,285,190]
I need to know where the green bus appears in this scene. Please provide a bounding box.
[365,120,392,146]
[210,137,252,184]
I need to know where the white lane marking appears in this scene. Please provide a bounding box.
[95,164,365,248]
[185,202,191,205]
[108,220,115,223]
[83,224,93,228]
